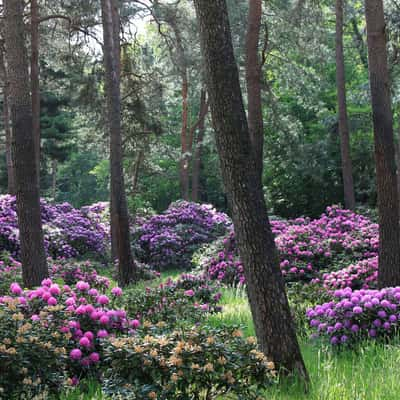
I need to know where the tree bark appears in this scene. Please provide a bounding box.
[350,17,369,70]
[191,88,208,202]
[4,0,48,288]
[245,0,264,180]
[101,0,137,286]
[336,0,356,210]
[180,72,190,200]
[193,0,308,380]
[0,45,15,194]
[31,0,41,187]
[365,0,400,288]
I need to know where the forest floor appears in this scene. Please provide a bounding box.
[61,272,400,400]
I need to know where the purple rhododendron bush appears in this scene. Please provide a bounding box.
[0,195,109,260]
[307,287,400,345]
[133,200,231,270]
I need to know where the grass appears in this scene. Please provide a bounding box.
[62,279,400,400]
[208,286,400,400]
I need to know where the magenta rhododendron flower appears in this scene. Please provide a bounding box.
[97,295,109,305]
[70,348,82,360]
[111,287,123,296]
[10,283,22,295]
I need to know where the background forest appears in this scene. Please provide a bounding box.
[1,0,393,218]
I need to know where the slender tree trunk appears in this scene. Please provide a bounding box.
[0,46,15,194]
[101,0,137,286]
[31,0,41,186]
[132,148,144,195]
[365,0,400,288]
[336,0,356,210]
[4,0,47,288]
[350,17,369,70]
[191,88,208,202]
[51,159,57,200]
[193,0,308,380]
[180,72,190,200]
[245,0,264,180]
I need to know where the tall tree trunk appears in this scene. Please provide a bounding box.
[180,72,190,200]
[191,88,208,202]
[51,159,57,200]
[0,45,15,194]
[365,0,400,288]
[4,0,47,288]
[101,0,137,286]
[132,148,144,195]
[245,0,264,180]
[336,0,356,210]
[193,0,308,380]
[31,0,41,186]
[350,17,369,70]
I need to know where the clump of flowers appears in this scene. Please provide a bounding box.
[120,273,222,327]
[307,287,400,346]
[201,206,378,286]
[102,326,276,399]
[0,253,21,295]
[133,201,231,270]
[321,257,378,291]
[0,195,109,260]
[0,277,137,396]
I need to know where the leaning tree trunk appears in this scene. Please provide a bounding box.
[4,0,47,288]
[101,0,137,286]
[31,0,41,187]
[365,0,400,288]
[193,0,309,379]
[0,45,15,194]
[245,0,264,180]
[336,0,356,210]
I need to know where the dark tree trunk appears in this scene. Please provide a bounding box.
[31,0,41,186]
[336,0,356,210]
[132,148,144,195]
[350,17,369,70]
[101,0,137,286]
[193,0,308,379]
[365,0,400,288]
[4,0,47,288]
[0,45,15,194]
[245,0,264,180]
[191,88,208,202]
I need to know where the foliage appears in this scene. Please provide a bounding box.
[102,325,276,400]
[119,273,222,328]
[133,201,231,270]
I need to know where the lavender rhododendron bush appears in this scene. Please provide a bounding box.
[307,287,400,345]
[133,201,231,270]
[0,195,109,260]
[199,206,379,286]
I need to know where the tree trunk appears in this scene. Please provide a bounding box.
[132,148,144,195]
[193,0,308,380]
[245,0,264,180]
[51,159,57,200]
[0,45,15,194]
[336,0,356,210]
[350,17,369,70]
[180,72,190,200]
[365,0,400,288]
[101,0,137,286]
[4,0,47,288]
[31,0,41,187]
[191,88,208,202]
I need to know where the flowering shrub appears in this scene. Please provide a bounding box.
[0,253,21,296]
[201,206,378,286]
[321,257,378,291]
[133,201,231,270]
[102,326,276,399]
[307,287,400,346]
[0,278,138,395]
[120,274,222,327]
[0,195,109,260]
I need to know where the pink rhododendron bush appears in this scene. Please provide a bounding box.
[198,206,379,286]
